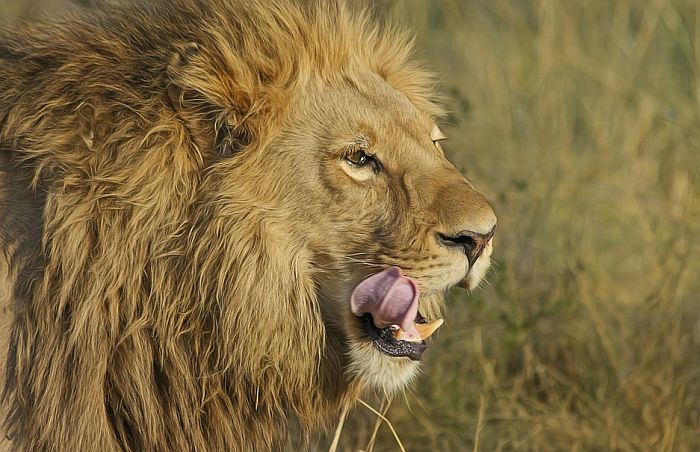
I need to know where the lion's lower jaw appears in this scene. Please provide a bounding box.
[346,342,421,394]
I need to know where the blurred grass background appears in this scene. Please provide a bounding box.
[2,1,699,450]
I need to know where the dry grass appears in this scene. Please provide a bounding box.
[3,1,699,450]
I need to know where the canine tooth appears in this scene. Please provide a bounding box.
[414,319,444,340]
[393,328,422,343]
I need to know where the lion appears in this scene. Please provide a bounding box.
[0,0,497,450]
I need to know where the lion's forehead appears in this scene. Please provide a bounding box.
[304,69,438,144]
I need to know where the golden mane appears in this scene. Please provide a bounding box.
[0,0,446,449]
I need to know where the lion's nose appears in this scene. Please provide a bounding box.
[438,226,495,267]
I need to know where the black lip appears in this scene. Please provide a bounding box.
[359,313,428,361]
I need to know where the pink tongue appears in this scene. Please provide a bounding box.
[350,267,419,331]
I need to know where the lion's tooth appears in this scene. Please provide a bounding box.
[414,319,444,340]
[392,319,444,342]
[393,327,422,343]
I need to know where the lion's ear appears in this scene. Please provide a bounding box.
[166,42,252,157]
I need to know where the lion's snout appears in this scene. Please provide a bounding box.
[427,174,497,289]
[433,178,496,251]
[437,225,495,267]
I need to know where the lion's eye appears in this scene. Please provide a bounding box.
[345,150,373,167]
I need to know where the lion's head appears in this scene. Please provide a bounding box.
[264,70,497,393]
[0,0,495,449]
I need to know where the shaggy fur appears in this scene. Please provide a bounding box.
[0,0,496,450]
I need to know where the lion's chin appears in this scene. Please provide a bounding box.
[346,342,421,394]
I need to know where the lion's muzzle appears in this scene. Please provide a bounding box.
[438,225,495,268]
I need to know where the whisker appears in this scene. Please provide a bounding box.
[336,256,385,268]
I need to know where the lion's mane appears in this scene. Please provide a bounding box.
[0,0,440,449]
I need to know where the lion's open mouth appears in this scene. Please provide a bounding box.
[358,311,443,360]
[350,267,444,361]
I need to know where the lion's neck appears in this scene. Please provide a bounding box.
[177,202,357,443]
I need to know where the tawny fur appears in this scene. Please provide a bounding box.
[0,0,496,450]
